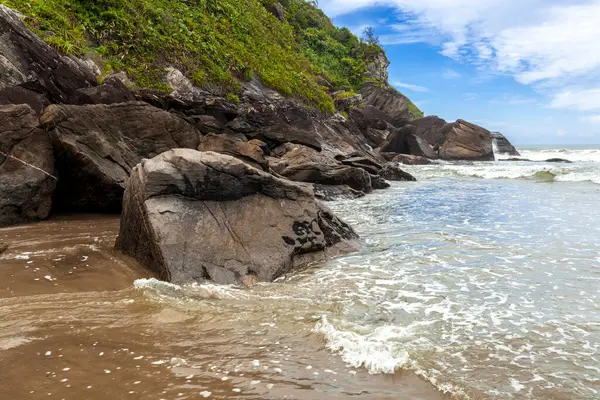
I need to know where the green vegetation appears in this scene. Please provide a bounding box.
[3,0,422,116]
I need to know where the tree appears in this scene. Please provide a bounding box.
[362,26,379,45]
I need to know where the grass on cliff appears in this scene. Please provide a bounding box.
[3,0,423,117]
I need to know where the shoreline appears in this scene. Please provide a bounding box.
[0,214,448,400]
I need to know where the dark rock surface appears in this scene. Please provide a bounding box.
[545,158,573,163]
[359,83,414,126]
[198,133,267,170]
[438,119,494,161]
[313,184,366,201]
[379,163,417,182]
[71,76,136,105]
[269,145,373,193]
[40,102,201,212]
[0,5,97,109]
[0,104,56,227]
[491,132,520,156]
[392,154,433,165]
[115,149,360,284]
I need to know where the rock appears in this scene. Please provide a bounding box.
[71,76,136,105]
[269,145,373,193]
[0,86,49,115]
[334,92,362,113]
[0,5,97,107]
[380,152,399,162]
[408,116,448,148]
[364,52,390,83]
[379,125,411,154]
[40,102,201,212]
[0,104,56,227]
[0,242,8,254]
[379,163,417,182]
[491,132,520,156]
[340,156,383,175]
[370,174,391,189]
[545,158,573,163]
[392,154,433,165]
[501,158,532,162]
[358,83,415,125]
[438,120,494,161]
[313,184,366,201]
[404,130,439,159]
[198,133,266,170]
[266,2,286,21]
[115,149,359,285]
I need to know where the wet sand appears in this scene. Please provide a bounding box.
[0,216,448,400]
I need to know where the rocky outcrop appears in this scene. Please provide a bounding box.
[491,132,520,156]
[115,149,359,285]
[438,119,494,161]
[359,83,414,125]
[269,145,373,194]
[71,76,136,105]
[364,52,390,84]
[0,104,56,227]
[40,102,201,212]
[266,2,286,22]
[392,154,432,165]
[198,133,267,170]
[0,5,97,111]
[379,163,417,182]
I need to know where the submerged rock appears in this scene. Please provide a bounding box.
[545,158,573,163]
[379,163,417,182]
[313,184,366,201]
[40,102,201,212]
[115,150,360,285]
[0,104,56,227]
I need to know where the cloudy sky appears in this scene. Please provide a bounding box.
[320,0,600,144]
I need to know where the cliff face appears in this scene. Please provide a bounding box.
[1,0,423,117]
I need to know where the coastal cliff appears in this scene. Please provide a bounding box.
[0,1,517,283]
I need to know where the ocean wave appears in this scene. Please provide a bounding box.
[133,278,245,301]
[517,148,600,163]
[313,315,471,398]
[312,315,409,374]
[407,162,600,185]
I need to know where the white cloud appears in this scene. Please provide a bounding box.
[442,69,461,80]
[579,115,600,124]
[391,81,429,92]
[550,88,600,112]
[320,0,600,111]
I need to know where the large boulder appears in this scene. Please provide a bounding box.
[439,119,494,161]
[115,150,359,285]
[40,102,201,212]
[0,104,56,227]
[408,116,448,149]
[491,132,520,156]
[0,5,97,110]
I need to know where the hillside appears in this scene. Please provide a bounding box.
[2,0,422,116]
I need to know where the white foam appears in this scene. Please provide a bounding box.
[312,316,409,374]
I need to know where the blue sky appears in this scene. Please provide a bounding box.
[321,0,600,145]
